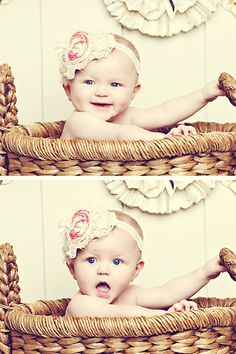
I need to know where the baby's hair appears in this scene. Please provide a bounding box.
[114,34,140,64]
[113,210,144,241]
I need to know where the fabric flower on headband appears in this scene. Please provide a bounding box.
[69,209,90,240]
[56,30,140,83]
[68,32,90,62]
[60,207,143,260]
[61,208,117,259]
[57,31,116,82]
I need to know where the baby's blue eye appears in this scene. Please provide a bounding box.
[87,257,96,264]
[111,82,120,87]
[85,80,94,85]
[113,258,122,265]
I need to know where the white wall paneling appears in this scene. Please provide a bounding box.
[0,0,235,306]
[0,179,235,303]
[0,181,44,302]
[0,0,42,125]
[1,1,236,125]
[205,9,236,122]
[204,182,236,298]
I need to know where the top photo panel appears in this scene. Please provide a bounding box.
[0,0,236,176]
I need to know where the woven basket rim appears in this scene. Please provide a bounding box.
[2,121,236,162]
[5,297,236,338]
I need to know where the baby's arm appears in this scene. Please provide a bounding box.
[135,255,226,309]
[66,294,166,317]
[61,112,166,141]
[132,80,225,130]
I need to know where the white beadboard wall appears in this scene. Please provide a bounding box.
[1,0,236,125]
[0,179,235,303]
[0,1,235,306]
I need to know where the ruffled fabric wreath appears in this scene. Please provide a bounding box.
[221,0,236,16]
[105,180,216,214]
[103,0,220,37]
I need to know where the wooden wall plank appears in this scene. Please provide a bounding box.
[205,181,236,298]
[205,9,236,122]
[0,0,42,125]
[0,180,44,302]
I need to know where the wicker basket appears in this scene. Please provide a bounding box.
[1,64,236,176]
[0,243,235,353]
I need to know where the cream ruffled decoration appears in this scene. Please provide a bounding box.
[221,180,236,193]
[0,0,12,4]
[105,180,216,214]
[103,0,220,37]
[0,180,11,195]
[221,0,236,15]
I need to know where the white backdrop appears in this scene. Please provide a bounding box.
[0,1,235,307]
[1,0,236,127]
[0,178,235,303]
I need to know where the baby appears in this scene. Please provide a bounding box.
[58,30,225,141]
[60,207,226,317]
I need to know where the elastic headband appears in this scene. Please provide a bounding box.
[56,31,140,82]
[60,208,143,259]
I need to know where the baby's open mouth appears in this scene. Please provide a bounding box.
[96,282,110,294]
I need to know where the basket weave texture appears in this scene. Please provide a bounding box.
[0,64,236,176]
[0,243,236,353]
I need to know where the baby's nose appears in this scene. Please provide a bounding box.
[97,262,110,275]
[95,84,109,97]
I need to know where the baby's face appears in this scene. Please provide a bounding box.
[65,50,140,121]
[70,227,143,304]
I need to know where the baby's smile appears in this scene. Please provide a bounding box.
[91,102,112,109]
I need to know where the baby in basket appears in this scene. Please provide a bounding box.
[60,207,226,317]
[57,30,225,141]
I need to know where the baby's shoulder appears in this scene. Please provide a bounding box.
[61,112,97,139]
[114,106,140,124]
[115,284,144,304]
[66,293,104,316]
[67,111,95,124]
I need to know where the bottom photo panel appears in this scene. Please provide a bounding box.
[0,178,235,353]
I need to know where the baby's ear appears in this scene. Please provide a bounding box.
[132,83,141,99]
[132,259,144,280]
[67,261,76,279]
[63,84,72,101]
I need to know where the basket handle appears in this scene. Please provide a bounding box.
[0,64,18,128]
[219,247,236,281]
[218,72,236,107]
[0,243,21,354]
[0,243,21,306]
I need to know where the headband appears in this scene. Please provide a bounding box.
[56,31,140,82]
[60,208,143,259]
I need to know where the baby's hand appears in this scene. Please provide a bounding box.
[201,79,225,103]
[167,299,198,313]
[203,255,227,280]
[167,125,197,136]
